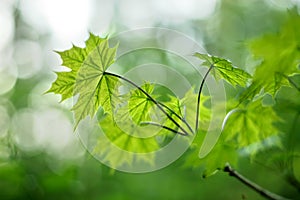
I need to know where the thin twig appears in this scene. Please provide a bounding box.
[104,71,189,135]
[195,64,214,132]
[140,121,186,136]
[223,163,291,200]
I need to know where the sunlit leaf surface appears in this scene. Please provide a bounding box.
[47,33,104,101]
[194,53,252,87]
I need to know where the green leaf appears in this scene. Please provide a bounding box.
[46,71,77,101]
[93,114,160,168]
[194,53,252,87]
[46,33,104,101]
[222,100,281,149]
[128,83,156,124]
[241,10,300,101]
[72,39,118,128]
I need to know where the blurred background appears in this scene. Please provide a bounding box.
[1,0,300,199]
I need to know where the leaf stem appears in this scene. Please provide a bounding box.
[195,64,214,132]
[140,121,186,136]
[104,71,189,136]
[223,163,291,200]
[158,102,194,134]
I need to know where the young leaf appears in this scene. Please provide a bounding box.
[241,9,300,101]
[46,33,104,101]
[194,53,252,87]
[72,40,118,128]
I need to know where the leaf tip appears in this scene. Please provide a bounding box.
[53,49,62,55]
[193,52,205,58]
[87,31,97,39]
[43,88,52,95]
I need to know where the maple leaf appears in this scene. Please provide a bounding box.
[47,33,104,101]
[194,53,252,87]
[72,39,118,128]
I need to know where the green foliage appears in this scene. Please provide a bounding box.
[187,53,283,176]
[194,52,252,87]
[222,100,281,148]
[47,21,299,185]
[6,1,300,199]
[184,98,281,177]
[241,9,300,101]
[257,76,300,189]
[46,32,271,175]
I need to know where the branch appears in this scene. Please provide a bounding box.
[104,71,190,135]
[195,64,214,132]
[223,163,291,200]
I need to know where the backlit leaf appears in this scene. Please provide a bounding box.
[47,33,104,101]
[72,39,118,128]
[194,53,252,87]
